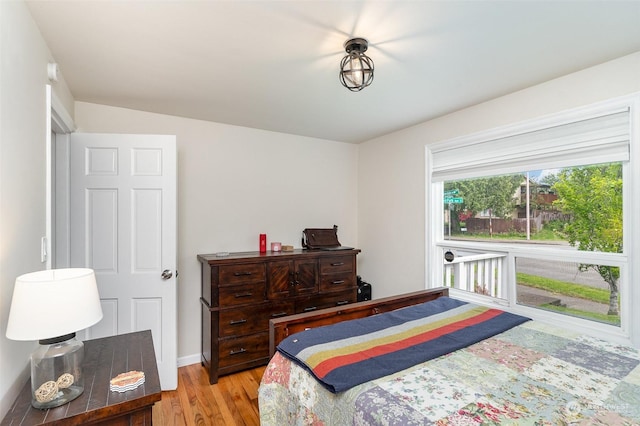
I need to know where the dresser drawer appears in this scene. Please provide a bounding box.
[319,272,355,293]
[219,263,266,285]
[219,282,266,306]
[219,302,294,337]
[319,256,354,274]
[296,289,356,313]
[218,332,269,369]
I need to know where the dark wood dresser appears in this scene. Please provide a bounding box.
[1,330,161,426]
[198,248,360,383]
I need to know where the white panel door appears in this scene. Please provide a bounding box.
[69,133,177,390]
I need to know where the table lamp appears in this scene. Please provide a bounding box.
[6,268,103,409]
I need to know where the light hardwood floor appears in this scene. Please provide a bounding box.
[152,364,266,425]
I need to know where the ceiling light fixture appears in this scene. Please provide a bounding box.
[339,37,374,92]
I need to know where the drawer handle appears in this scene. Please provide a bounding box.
[229,319,247,325]
[229,348,247,356]
[330,262,345,266]
[331,280,345,285]
[336,300,349,306]
[303,306,317,312]
[234,292,253,298]
[233,271,253,276]
[271,311,289,318]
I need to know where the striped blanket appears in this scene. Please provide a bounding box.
[276,297,530,393]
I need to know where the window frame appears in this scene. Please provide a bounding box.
[425,93,640,349]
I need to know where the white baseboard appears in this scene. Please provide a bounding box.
[177,353,201,368]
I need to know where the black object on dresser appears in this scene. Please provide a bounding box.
[198,249,360,384]
[357,275,372,302]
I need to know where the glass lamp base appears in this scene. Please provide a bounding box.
[31,333,85,409]
[32,385,84,409]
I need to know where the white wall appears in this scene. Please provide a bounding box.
[358,51,640,298]
[0,1,74,418]
[73,102,359,362]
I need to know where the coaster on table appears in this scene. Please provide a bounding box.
[109,370,145,393]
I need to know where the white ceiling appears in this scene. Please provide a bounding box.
[26,0,640,143]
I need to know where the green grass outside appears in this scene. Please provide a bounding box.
[517,272,620,325]
[450,220,567,241]
[451,227,562,241]
[516,272,611,304]
[540,303,620,325]
[527,227,564,241]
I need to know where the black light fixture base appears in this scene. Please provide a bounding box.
[344,38,369,54]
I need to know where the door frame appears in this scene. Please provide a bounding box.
[46,84,75,269]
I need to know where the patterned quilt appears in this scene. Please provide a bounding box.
[259,320,640,425]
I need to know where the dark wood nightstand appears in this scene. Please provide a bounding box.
[1,330,161,425]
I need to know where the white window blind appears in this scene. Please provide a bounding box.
[430,109,630,182]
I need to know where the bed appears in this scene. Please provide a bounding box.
[258,288,640,425]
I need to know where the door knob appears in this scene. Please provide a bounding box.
[161,269,173,280]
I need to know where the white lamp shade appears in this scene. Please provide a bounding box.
[6,268,103,341]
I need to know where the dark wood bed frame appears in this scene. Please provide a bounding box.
[269,287,449,356]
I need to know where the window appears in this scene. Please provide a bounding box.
[441,163,622,326]
[426,95,640,348]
